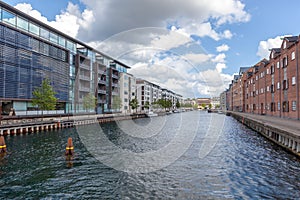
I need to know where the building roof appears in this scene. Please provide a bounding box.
[285,36,298,43]
[239,67,250,75]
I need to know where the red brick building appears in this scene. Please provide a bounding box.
[225,35,300,120]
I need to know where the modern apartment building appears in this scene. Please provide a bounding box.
[0,1,130,116]
[225,35,300,120]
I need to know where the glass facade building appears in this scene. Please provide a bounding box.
[0,1,131,116]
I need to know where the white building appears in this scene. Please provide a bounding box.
[119,72,136,113]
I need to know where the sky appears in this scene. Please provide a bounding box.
[4,0,300,98]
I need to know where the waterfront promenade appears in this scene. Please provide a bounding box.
[229,111,300,157]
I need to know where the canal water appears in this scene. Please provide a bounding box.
[1,111,300,199]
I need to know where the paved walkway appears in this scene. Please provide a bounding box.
[230,112,300,136]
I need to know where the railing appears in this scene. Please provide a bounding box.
[112,83,119,87]
[79,87,90,92]
[79,75,90,81]
[98,89,106,94]
[98,79,106,85]
[98,99,106,104]
[112,74,119,79]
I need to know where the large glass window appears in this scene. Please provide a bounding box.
[40,27,49,40]
[58,36,66,47]
[2,9,16,26]
[66,40,76,52]
[17,16,28,31]
[29,23,39,35]
[50,32,58,44]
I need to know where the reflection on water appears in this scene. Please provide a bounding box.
[0,111,300,199]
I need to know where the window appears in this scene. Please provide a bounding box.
[277,61,280,69]
[266,68,270,74]
[17,16,28,31]
[278,102,281,111]
[282,101,289,112]
[40,28,49,40]
[271,84,275,93]
[58,36,66,47]
[292,76,296,85]
[2,9,16,26]
[29,23,39,35]
[292,51,295,60]
[292,101,297,111]
[277,82,280,90]
[282,79,288,90]
[267,86,270,92]
[256,75,258,81]
[66,40,76,52]
[282,56,288,68]
[271,102,275,112]
[271,65,275,74]
[260,88,264,94]
[283,41,287,49]
[50,32,58,44]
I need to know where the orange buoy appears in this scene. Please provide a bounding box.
[65,137,74,156]
[0,136,7,154]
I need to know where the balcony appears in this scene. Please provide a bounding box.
[98,69,106,75]
[98,89,106,94]
[98,98,106,104]
[112,74,119,79]
[112,91,119,96]
[80,63,90,70]
[98,79,106,85]
[79,75,90,81]
[112,82,119,87]
[79,87,90,92]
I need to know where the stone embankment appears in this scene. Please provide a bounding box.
[228,111,300,157]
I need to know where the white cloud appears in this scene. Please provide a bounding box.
[216,44,230,52]
[14,2,93,38]
[13,0,250,98]
[212,53,226,63]
[183,53,212,64]
[216,63,227,73]
[256,35,291,59]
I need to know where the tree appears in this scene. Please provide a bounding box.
[112,96,122,111]
[144,101,150,110]
[209,103,212,109]
[176,100,181,109]
[129,97,139,113]
[201,103,206,109]
[83,93,96,112]
[32,79,57,115]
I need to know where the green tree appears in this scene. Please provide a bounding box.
[83,93,96,112]
[144,101,150,110]
[201,103,206,109]
[32,79,57,115]
[176,100,181,108]
[112,96,122,111]
[129,97,139,113]
[209,103,212,109]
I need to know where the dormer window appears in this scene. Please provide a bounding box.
[283,40,287,49]
[271,51,274,59]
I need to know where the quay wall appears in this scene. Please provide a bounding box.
[228,112,300,157]
[0,113,146,136]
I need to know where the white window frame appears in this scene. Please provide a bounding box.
[292,76,296,85]
[292,51,295,60]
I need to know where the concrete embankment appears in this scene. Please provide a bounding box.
[0,113,146,136]
[228,111,300,158]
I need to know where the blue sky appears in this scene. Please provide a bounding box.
[4,0,300,97]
